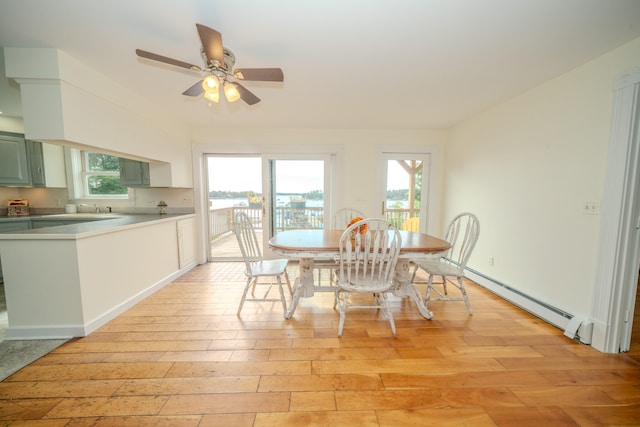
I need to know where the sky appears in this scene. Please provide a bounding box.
[207,156,412,195]
[207,157,324,194]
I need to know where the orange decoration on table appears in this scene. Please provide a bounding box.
[346,216,368,234]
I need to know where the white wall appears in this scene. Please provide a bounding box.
[4,48,193,188]
[445,37,640,319]
[0,116,23,134]
[191,127,447,239]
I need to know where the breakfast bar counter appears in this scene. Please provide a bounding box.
[0,213,191,239]
[0,213,197,340]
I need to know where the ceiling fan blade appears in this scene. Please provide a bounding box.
[196,23,224,67]
[234,68,284,82]
[234,82,261,105]
[182,80,204,96]
[135,49,202,71]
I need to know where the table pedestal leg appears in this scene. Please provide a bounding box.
[392,258,434,320]
[284,257,315,319]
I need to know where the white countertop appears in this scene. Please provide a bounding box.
[0,213,195,240]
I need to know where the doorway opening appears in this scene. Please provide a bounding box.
[381,153,430,233]
[205,154,331,261]
[206,156,262,261]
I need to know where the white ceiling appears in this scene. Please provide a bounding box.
[1,0,639,130]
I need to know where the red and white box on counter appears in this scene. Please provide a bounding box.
[7,199,29,216]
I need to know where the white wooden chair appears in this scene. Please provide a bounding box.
[314,208,366,288]
[234,212,292,316]
[410,212,479,314]
[335,218,402,337]
[332,207,365,229]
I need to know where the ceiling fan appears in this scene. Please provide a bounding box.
[135,23,284,105]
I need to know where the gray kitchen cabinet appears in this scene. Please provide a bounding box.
[27,139,46,187]
[0,132,66,187]
[30,220,67,228]
[119,158,150,187]
[0,221,31,233]
[0,132,30,186]
[30,217,109,228]
[27,140,67,188]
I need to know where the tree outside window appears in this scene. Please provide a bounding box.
[84,152,128,195]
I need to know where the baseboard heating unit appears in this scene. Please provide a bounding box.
[464,267,593,344]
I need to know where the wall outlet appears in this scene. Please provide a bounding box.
[582,201,600,215]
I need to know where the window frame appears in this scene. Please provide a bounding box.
[66,148,132,200]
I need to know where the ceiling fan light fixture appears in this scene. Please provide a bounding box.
[203,89,220,103]
[202,75,219,91]
[224,82,241,102]
[136,24,282,106]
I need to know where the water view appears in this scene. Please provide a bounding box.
[209,195,324,209]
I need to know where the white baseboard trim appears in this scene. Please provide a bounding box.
[4,263,198,341]
[4,325,80,340]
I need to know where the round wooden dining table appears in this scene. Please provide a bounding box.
[268,229,451,319]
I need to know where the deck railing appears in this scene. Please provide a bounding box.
[209,206,418,241]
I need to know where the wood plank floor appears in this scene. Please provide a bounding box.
[0,262,638,426]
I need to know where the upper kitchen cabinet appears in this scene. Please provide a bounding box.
[119,158,151,187]
[0,131,67,187]
[27,139,45,186]
[40,143,67,188]
[0,132,30,185]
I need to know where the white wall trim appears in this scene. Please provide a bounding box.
[191,143,344,264]
[377,143,443,235]
[590,67,640,353]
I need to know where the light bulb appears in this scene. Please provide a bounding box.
[224,82,241,102]
[204,90,219,103]
[202,75,219,91]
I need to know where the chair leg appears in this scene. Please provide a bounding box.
[376,293,396,337]
[250,278,259,298]
[441,275,448,295]
[457,277,473,315]
[410,263,419,283]
[283,270,293,296]
[424,273,435,309]
[277,276,288,314]
[237,277,254,315]
[336,291,349,337]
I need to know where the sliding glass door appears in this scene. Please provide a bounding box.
[268,159,327,236]
[206,154,331,261]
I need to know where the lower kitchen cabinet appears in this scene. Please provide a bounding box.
[177,217,196,268]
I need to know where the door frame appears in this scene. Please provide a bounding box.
[591,67,640,353]
[192,143,342,264]
[377,144,443,235]
[263,155,334,241]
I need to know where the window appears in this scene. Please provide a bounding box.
[83,152,127,196]
[66,148,130,199]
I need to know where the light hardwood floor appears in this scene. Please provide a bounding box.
[0,262,638,426]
